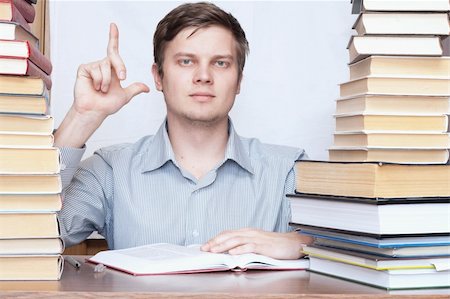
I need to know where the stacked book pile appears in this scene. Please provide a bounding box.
[0,0,63,280]
[289,0,450,290]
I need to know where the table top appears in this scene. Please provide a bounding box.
[0,256,449,298]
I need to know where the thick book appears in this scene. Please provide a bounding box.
[0,194,61,212]
[334,114,449,132]
[309,256,450,290]
[294,224,450,247]
[0,147,60,174]
[0,0,30,30]
[0,0,35,23]
[88,243,309,275]
[328,147,449,164]
[0,174,61,194]
[0,93,49,115]
[294,160,450,198]
[303,245,450,271]
[312,238,450,258]
[0,238,64,255]
[0,255,62,280]
[0,58,52,89]
[348,56,450,80]
[0,21,38,46]
[335,95,450,115]
[0,115,53,134]
[353,13,450,35]
[347,35,443,64]
[0,39,52,74]
[0,133,53,148]
[289,193,450,235]
[351,0,450,14]
[0,75,45,95]
[340,77,450,97]
[0,212,60,238]
[333,132,450,148]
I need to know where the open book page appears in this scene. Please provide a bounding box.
[88,243,308,275]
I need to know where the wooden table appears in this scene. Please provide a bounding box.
[0,256,449,298]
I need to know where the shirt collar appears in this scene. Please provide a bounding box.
[141,119,254,175]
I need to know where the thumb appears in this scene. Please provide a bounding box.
[124,82,150,102]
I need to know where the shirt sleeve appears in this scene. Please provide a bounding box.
[274,149,308,233]
[59,147,86,188]
[57,150,113,248]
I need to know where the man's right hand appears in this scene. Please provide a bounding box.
[54,23,150,148]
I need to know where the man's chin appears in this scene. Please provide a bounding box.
[182,113,225,127]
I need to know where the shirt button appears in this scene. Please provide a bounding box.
[192,230,199,237]
[60,163,66,170]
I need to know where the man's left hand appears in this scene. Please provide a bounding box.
[201,228,313,260]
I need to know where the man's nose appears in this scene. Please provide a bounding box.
[193,63,213,84]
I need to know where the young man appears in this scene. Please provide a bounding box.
[56,2,311,259]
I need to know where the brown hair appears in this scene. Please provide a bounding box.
[153,2,249,78]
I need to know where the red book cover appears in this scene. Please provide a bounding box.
[0,58,51,89]
[0,0,35,22]
[0,0,30,30]
[0,39,52,74]
[26,59,52,89]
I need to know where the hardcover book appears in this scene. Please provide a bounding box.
[294,160,450,198]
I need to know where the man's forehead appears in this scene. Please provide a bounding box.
[166,25,238,56]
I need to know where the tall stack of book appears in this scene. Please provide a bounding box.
[0,0,63,280]
[289,0,450,290]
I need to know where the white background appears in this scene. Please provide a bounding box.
[49,0,355,159]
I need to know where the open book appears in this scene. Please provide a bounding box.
[88,243,309,275]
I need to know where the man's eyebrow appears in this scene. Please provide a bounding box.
[173,53,235,60]
[174,52,196,58]
[212,55,235,61]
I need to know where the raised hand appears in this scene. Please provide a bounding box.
[55,23,150,148]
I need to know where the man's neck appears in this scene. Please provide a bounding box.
[166,116,229,180]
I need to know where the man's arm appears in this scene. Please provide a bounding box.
[54,23,149,148]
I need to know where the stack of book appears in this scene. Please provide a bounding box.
[330,0,450,164]
[0,0,63,280]
[289,0,450,290]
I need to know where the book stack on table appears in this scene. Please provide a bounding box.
[0,0,63,281]
[331,0,450,164]
[289,0,450,290]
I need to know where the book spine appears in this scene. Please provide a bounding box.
[0,2,31,31]
[12,0,35,23]
[26,60,52,89]
[26,40,52,75]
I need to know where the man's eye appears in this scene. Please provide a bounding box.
[180,59,192,65]
[215,60,229,68]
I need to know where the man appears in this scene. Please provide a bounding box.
[56,2,311,259]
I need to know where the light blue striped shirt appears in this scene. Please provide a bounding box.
[58,120,306,249]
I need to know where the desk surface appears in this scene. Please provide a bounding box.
[0,256,449,298]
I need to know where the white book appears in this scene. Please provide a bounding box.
[88,243,309,275]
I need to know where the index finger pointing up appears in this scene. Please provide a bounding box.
[107,23,126,80]
[107,23,119,56]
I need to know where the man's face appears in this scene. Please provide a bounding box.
[153,25,241,126]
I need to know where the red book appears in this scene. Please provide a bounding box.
[0,39,52,74]
[0,0,30,30]
[0,0,35,23]
[0,58,52,89]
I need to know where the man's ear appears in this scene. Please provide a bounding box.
[152,63,163,91]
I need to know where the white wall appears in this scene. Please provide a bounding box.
[49,0,355,159]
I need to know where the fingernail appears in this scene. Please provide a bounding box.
[119,71,126,80]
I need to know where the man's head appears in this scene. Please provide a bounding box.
[153,2,249,79]
[151,2,250,126]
